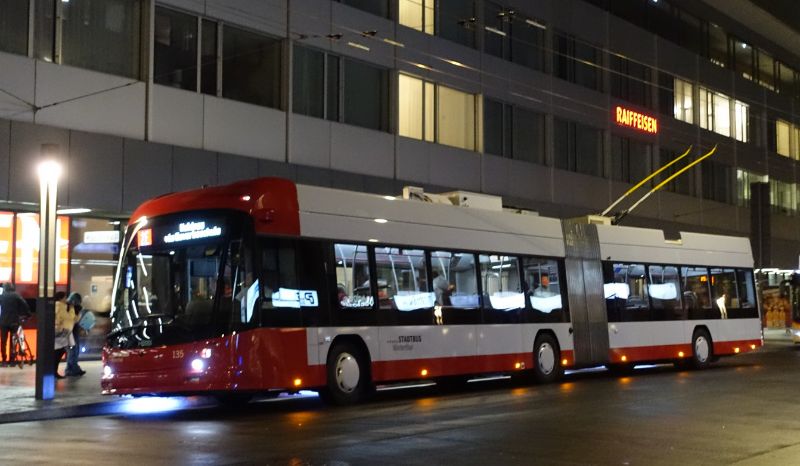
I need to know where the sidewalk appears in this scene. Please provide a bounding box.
[0,360,119,423]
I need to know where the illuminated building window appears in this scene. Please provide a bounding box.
[733,100,749,143]
[775,119,800,159]
[673,78,693,124]
[698,87,730,137]
[399,0,434,35]
[398,74,478,151]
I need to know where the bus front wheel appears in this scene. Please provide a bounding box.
[532,334,563,384]
[691,329,713,370]
[321,341,370,405]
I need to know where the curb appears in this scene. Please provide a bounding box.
[0,400,123,424]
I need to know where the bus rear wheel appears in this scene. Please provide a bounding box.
[321,341,371,405]
[532,334,563,384]
[691,329,713,370]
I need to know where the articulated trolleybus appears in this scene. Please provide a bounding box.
[103,177,762,404]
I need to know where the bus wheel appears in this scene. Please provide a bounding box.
[532,334,563,384]
[691,329,713,370]
[322,341,370,405]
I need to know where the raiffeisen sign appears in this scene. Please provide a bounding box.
[615,106,658,134]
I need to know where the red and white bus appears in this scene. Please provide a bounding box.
[102,177,762,404]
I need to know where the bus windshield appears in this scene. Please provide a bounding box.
[109,212,244,348]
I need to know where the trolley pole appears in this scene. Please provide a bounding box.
[35,149,61,400]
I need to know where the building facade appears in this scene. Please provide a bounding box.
[1,0,800,309]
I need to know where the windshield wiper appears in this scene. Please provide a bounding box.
[107,314,174,339]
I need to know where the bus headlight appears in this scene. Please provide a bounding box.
[102,365,113,379]
[190,359,205,373]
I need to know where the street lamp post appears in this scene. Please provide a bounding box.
[35,153,61,401]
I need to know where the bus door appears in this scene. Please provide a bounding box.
[561,220,610,366]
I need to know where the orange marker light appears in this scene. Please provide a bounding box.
[621,355,628,362]
[293,378,302,387]
[750,344,756,350]
[514,362,522,369]
[678,351,684,358]
[561,358,568,366]
[734,347,740,354]
[420,369,428,377]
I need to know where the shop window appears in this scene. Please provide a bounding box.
[480,255,523,323]
[0,0,29,56]
[13,214,69,289]
[604,263,650,322]
[648,265,683,320]
[222,25,282,109]
[0,213,13,283]
[430,250,480,324]
[399,74,477,151]
[522,257,566,322]
[398,0,434,34]
[154,7,198,91]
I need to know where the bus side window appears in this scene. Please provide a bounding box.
[480,254,524,324]
[431,250,480,325]
[734,269,758,318]
[259,239,303,327]
[603,263,650,322]
[681,266,711,319]
[374,247,432,325]
[522,257,566,323]
[709,267,737,319]
[648,265,683,320]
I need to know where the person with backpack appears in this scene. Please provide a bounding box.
[65,292,90,376]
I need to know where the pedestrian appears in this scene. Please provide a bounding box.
[65,292,87,376]
[0,283,32,367]
[53,291,76,379]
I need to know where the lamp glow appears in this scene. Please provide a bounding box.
[37,160,62,184]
